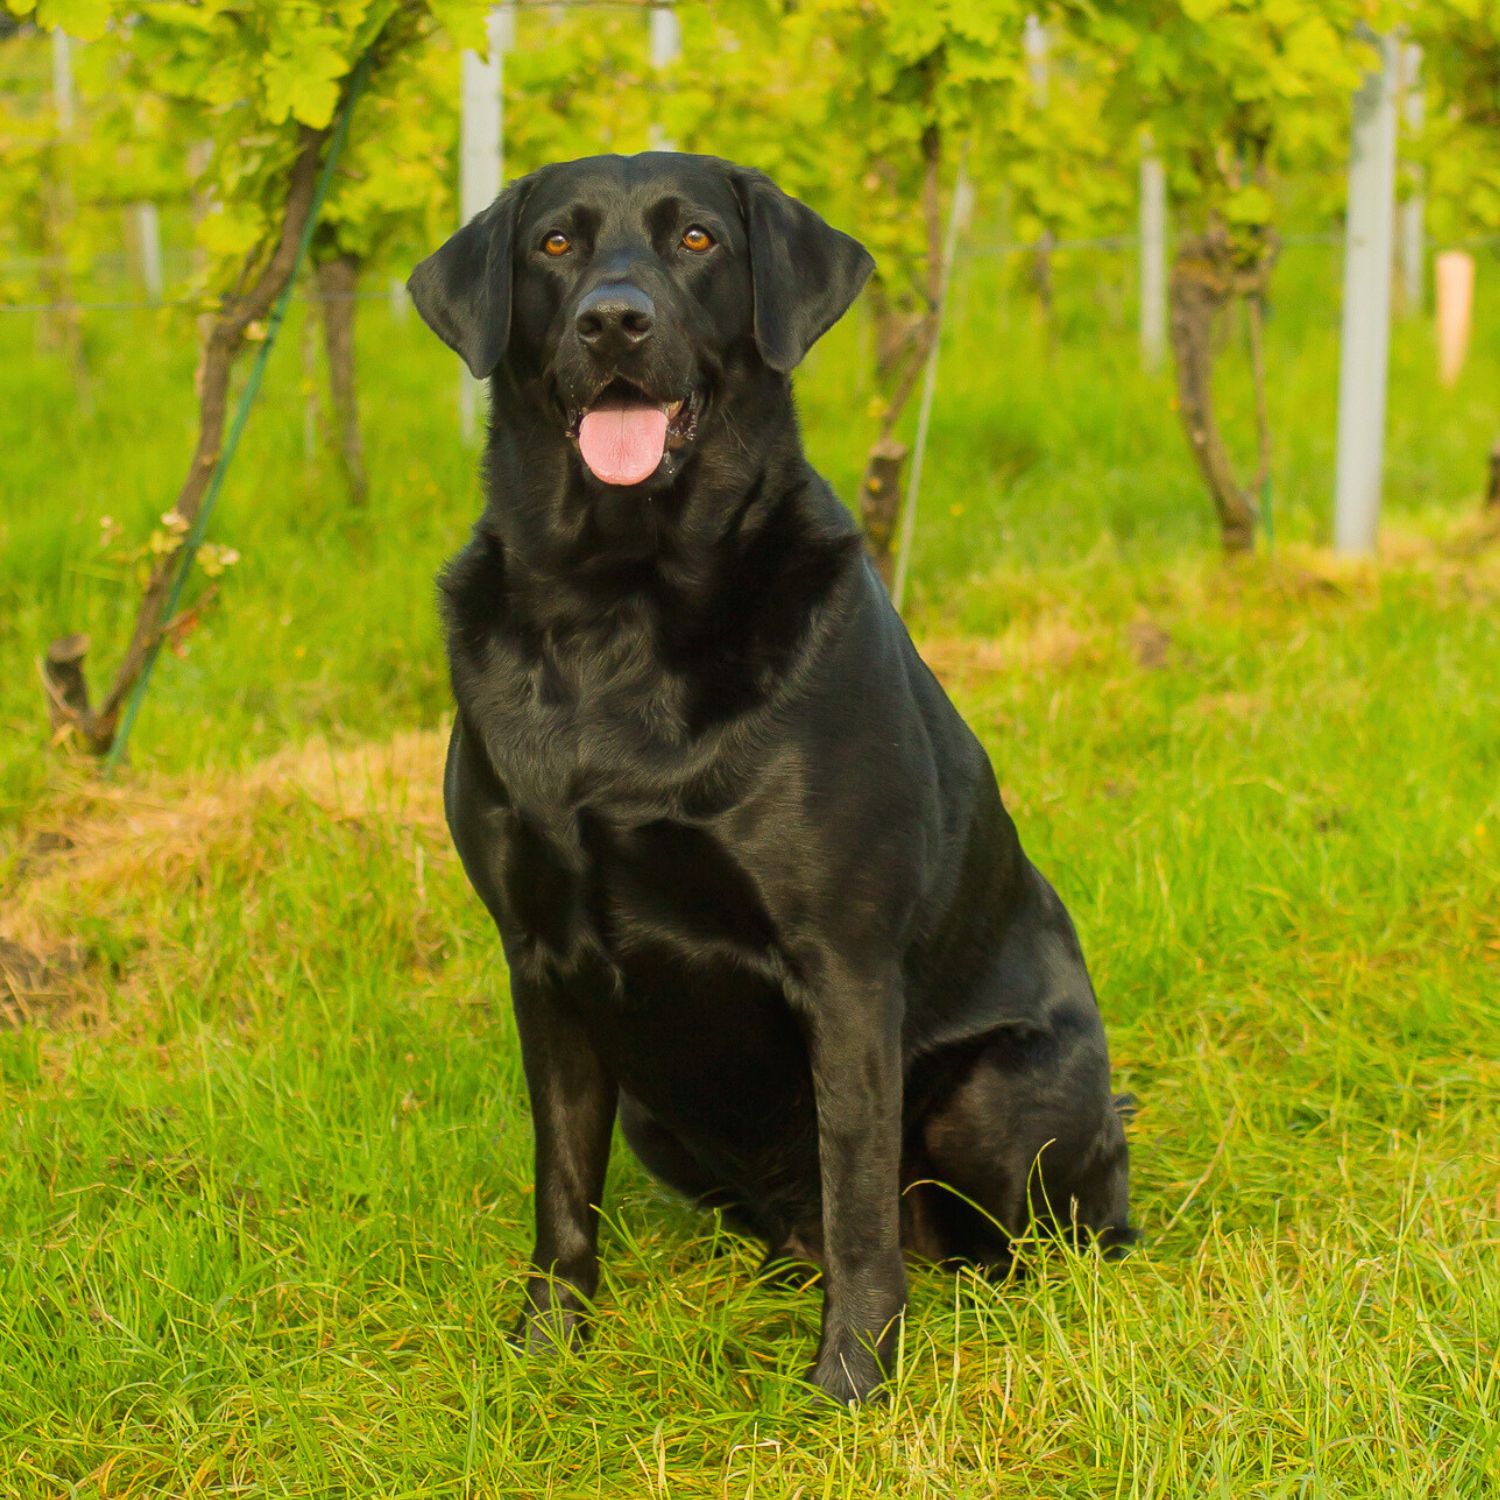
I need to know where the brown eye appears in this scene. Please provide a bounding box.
[681,226,714,252]
[542,231,572,257]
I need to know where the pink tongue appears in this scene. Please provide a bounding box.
[577,402,669,485]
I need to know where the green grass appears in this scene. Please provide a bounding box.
[2,242,1498,1496]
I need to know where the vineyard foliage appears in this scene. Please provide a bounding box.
[1,1,1496,562]
[1418,0,1500,240]
[8,2,1494,306]
[2,1,491,296]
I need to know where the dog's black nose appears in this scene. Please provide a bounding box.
[575,282,655,354]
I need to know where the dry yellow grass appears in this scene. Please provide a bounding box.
[2,730,447,1025]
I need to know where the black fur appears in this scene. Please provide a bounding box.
[408,152,1134,1407]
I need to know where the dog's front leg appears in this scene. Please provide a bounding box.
[511,981,616,1355]
[800,962,907,1405]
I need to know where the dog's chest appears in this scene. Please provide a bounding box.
[469,620,701,813]
[465,627,783,973]
[496,798,805,1130]
[498,797,784,998]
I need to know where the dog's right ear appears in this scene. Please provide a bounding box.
[407,177,530,379]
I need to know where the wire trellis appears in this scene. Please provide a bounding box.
[6,229,1496,319]
[0,287,400,315]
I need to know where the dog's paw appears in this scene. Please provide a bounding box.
[512,1280,591,1358]
[804,1341,888,1407]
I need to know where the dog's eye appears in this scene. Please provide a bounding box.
[542,232,572,257]
[681,226,714,253]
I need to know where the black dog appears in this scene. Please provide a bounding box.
[408,152,1134,1406]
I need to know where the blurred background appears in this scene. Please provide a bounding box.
[1,5,1497,1494]
[2,0,1497,782]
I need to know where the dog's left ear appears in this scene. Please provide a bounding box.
[407,176,531,379]
[735,170,875,373]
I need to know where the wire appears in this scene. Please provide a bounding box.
[0,287,399,315]
[103,46,378,772]
[962,233,1138,256]
[891,152,969,615]
[5,234,1496,319]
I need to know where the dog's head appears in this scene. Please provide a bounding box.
[408,152,873,494]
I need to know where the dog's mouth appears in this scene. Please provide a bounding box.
[566,379,700,487]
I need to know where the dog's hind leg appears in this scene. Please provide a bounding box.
[912,1009,1136,1269]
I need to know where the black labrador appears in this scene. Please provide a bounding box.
[408,152,1135,1406]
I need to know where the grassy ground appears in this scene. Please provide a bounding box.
[2,242,1499,1496]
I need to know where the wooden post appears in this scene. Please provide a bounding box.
[1139,144,1166,372]
[891,161,970,613]
[458,5,511,445]
[1398,42,1424,316]
[315,252,369,505]
[649,5,680,151]
[1436,250,1474,388]
[187,140,213,284]
[1023,16,1053,328]
[1333,31,1398,557]
[301,295,319,460]
[132,201,163,302]
[43,28,87,388]
[51,29,74,132]
[1023,14,1049,108]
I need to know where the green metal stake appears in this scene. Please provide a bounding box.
[105,47,376,772]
